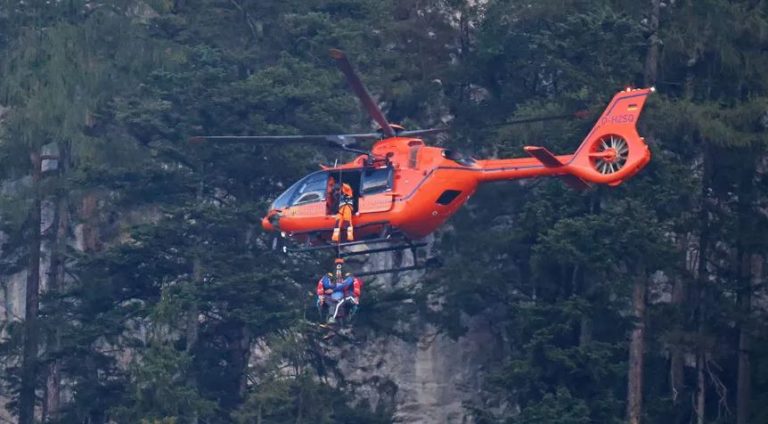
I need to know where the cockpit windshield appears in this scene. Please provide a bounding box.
[270,171,329,210]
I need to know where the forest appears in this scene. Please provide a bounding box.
[0,0,767,423]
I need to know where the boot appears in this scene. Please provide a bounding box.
[332,227,340,242]
[346,226,354,241]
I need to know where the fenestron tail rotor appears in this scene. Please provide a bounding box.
[589,134,629,175]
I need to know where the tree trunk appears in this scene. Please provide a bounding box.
[626,2,661,420]
[81,192,99,252]
[43,141,69,421]
[186,256,202,424]
[186,257,202,354]
[187,177,204,354]
[735,255,753,424]
[670,236,689,405]
[644,0,661,87]
[579,315,592,347]
[20,150,43,424]
[691,153,711,424]
[627,270,647,424]
[741,254,763,421]
[238,325,251,400]
[576,266,592,346]
[734,151,758,424]
[186,177,205,424]
[695,353,706,424]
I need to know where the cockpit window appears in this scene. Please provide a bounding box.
[295,192,322,204]
[270,180,301,210]
[270,171,328,209]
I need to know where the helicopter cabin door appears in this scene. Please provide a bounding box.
[358,166,394,214]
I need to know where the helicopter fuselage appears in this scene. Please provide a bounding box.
[261,137,481,242]
[261,87,653,244]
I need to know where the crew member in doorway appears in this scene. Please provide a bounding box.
[332,182,354,242]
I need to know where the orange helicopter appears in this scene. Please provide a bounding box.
[194,49,653,269]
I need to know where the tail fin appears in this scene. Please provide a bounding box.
[566,87,653,186]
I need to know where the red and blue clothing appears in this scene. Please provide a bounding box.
[350,277,362,299]
[316,275,362,300]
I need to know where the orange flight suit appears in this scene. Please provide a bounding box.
[332,183,354,242]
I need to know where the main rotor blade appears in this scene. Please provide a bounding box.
[501,111,590,126]
[329,49,395,138]
[396,127,449,138]
[190,133,378,147]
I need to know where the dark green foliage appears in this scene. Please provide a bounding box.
[233,371,394,424]
[1,0,767,423]
[111,344,216,422]
[422,1,768,424]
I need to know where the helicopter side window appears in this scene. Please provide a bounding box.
[361,167,393,195]
[294,192,322,205]
[270,180,302,210]
[289,171,328,206]
[270,171,328,210]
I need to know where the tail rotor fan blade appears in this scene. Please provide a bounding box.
[590,135,629,175]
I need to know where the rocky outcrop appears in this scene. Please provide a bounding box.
[328,246,502,423]
[339,314,500,423]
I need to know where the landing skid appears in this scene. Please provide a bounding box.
[281,235,440,276]
[282,235,408,254]
[356,258,442,277]
[339,241,427,258]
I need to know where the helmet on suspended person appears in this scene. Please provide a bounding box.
[334,258,345,279]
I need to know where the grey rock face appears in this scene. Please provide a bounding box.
[339,314,499,424]
[333,242,501,423]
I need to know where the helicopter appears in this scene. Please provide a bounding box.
[194,49,653,271]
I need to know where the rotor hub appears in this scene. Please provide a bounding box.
[589,135,628,175]
[601,148,618,163]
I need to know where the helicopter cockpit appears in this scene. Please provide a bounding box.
[270,166,394,214]
[270,171,329,210]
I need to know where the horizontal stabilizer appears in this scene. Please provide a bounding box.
[524,146,590,190]
[524,146,563,167]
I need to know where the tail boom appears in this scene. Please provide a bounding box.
[476,87,653,187]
